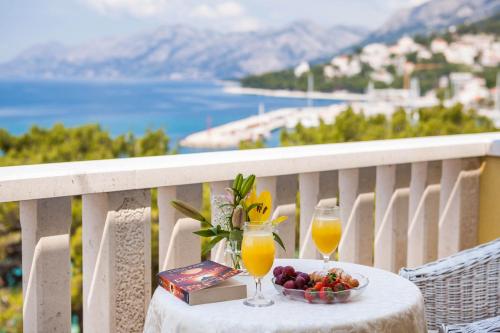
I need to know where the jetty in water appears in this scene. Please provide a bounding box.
[180,86,442,149]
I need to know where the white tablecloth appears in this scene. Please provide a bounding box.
[144,259,427,333]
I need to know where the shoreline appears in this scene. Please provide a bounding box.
[223,85,369,102]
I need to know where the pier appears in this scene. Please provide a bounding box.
[181,86,443,149]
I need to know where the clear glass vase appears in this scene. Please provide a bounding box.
[225,239,247,273]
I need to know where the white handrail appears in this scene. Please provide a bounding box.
[0,132,499,202]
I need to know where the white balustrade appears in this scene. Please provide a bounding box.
[20,197,72,333]
[407,161,441,267]
[338,167,375,265]
[158,184,202,270]
[82,189,151,333]
[0,133,498,332]
[438,158,481,258]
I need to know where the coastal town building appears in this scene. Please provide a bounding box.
[294,61,310,77]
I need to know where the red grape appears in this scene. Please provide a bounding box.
[273,266,284,277]
[295,276,306,290]
[283,266,295,277]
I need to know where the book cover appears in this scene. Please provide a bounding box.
[158,260,243,304]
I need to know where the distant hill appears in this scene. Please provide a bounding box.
[364,0,500,44]
[240,14,500,94]
[0,22,367,80]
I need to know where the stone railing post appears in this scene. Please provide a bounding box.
[82,190,151,333]
[20,197,72,333]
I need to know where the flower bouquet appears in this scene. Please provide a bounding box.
[171,174,287,270]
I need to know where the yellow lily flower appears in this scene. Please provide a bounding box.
[271,215,288,226]
[245,189,272,222]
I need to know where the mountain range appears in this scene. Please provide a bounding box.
[0,22,366,80]
[1,0,498,80]
[365,0,500,43]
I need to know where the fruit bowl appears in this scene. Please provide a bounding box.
[272,273,369,304]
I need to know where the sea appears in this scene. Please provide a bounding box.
[0,80,336,153]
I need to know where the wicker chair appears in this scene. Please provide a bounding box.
[399,238,500,332]
[439,315,500,332]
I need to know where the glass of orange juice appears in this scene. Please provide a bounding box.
[241,221,275,307]
[311,205,342,271]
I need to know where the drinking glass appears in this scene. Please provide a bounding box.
[311,205,342,271]
[241,221,275,307]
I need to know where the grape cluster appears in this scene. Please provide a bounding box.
[273,266,311,290]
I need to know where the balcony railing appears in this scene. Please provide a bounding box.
[1,132,499,332]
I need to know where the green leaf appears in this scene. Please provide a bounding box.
[218,203,235,209]
[201,235,225,256]
[193,229,217,237]
[240,175,255,197]
[229,229,243,241]
[170,200,207,222]
[201,220,213,228]
[233,173,243,191]
[273,232,286,251]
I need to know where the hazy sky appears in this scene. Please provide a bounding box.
[0,0,427,62]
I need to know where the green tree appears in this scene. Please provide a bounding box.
[0,124,170,332]
[280,104,496,146]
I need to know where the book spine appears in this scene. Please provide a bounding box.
[158,276,190,304]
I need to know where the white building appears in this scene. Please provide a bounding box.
[480,42,500,67]
[294,61,310,77]
[417,49,432,60]
[445,43,478,66]
[455,77,489,105]
[370,69,394,84]
[331,55,350,72]
[361,43,390,70]
[323,65,336,79]
[431,38,448,54]
[330,55,362,77]
[391,36,421,55]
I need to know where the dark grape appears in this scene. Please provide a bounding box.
[295,276,306,290]
[273,266,284,277]
[283,280,296,289]
[275,273,286,285]
[283,266,295,277]
[298,272,310,284]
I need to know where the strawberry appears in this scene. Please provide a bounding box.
[321,272,338,288]
[313,281,324,291]
[333,282,351,302]
[304,288,317,302]
[319,287,334,302]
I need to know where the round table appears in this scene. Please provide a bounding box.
[144,259,427,333]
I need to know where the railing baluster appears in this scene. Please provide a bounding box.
[319,170,339,202]
[298,172,320,259]
[374,164,411,272]
[158,184,202,270]
[162,218,201,268]
[20,197,72,333]
[339,167,375,265]
[82,190,151,333]
[274,175,298,258]
[438,158,481,259]
[407,161,441,267]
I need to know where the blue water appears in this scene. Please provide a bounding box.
[0,80,337,152]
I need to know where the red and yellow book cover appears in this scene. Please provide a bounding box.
[157,260,241,304]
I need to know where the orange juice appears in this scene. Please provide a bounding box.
[242,231,275,277]
[312,218,342,255]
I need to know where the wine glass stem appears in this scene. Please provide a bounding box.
[323,255,330,271]
[254,277,263,299]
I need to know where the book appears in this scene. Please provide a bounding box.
[158,260,247,305]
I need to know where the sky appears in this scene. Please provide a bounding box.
[0,0,428,62]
